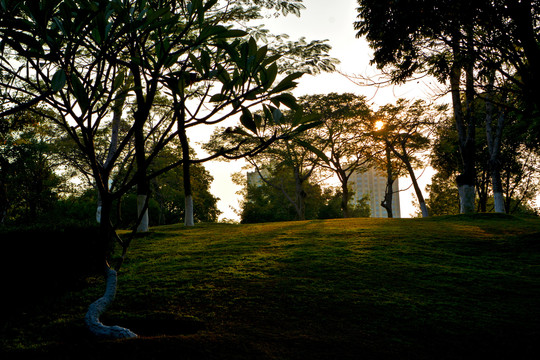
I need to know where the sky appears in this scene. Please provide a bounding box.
[198,0,441,221]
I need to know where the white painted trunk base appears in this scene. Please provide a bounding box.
[493,192,505,213]
[419,202,429,218]
[85,268,137,339]
[458,184,476,214]
[137,195,149,232]
[185,195,194,227]
[96,205,102,224]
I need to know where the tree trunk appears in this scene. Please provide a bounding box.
[457,179,476,214]
[450,41,476,214]
[135,124,149,232]
[485,75,506,214]
[179,125,194,227]
[96,197,102,223]
[85,267,137,339]
[294,167,306,221]
[184,194,194,226]
[492,172,505,213]
[341,175,350,218]
[402,154,428,218]
[97,77,128,224]
[381,144,394,218]
[136,194,149,232]
[86,197,137,339]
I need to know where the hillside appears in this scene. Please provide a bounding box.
[2,214,540,359]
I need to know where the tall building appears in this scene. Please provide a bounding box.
[247,170,268,187]
[350,168,401,218]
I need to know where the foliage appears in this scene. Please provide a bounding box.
[0,112,64,224]
[3,216,540,358]
[424,172,460,216]
[295,93,376,217]
[317,188,371,219]
[239,166,326,223]
[430,107,540,214]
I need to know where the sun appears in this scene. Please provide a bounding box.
[374,120,385,130]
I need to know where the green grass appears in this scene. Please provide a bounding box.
[2,214,540,359]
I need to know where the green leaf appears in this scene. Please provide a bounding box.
[112,70,125,93]
[189,52,203,74]
[296,138,329,163]
[270,72,303,94]
[261,53,282,67]
[240,107,257,134]
[210,93,228,102]
[271,107,283,124]
[217,29,248,39]
[51,69,66,92]
[261,62,278,89]
[204,0,218,10]
[271,93,298,109]
[70,74,89,112]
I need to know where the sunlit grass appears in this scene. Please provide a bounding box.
[2,214,540,359]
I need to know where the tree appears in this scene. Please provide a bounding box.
[149,140,220,225]
[0,110,63,224]
[430,114,540,214]
[355,0,484,214]
[294,93,376,218]
[0,0,313,338]
[375,137,405,218]
[239,166,327,223]
[424,172,460,216]
[355,0,540,214]
[374,99,442,218]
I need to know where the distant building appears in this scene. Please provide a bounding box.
[247,170,268,187]
[350,168,401,218]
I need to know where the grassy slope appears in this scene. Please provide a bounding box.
[2,214,540,359]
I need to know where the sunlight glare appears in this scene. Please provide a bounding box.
[374,120,385,130]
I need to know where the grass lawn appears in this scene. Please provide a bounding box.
[2,214,540,359]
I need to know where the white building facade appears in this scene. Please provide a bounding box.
[350,168,401,218]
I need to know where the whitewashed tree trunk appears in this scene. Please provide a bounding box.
[96,203,102,223]
[184,194,194,226]
[419,200,429,218]
[85,268,137,339]
[458,184,476,214]
[493,192,505,213]
[137,194,149,232]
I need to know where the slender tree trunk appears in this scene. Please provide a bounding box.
[293,167,306,221]
[85,267,137,339]
[96,194,102,223]
[450,39,476,214]
[491,167,505,213]
[381,144,394,218]
[86,196,137,339]
[136,193,149,232]
[340,173,350,218]
[178,125,194,226]
[135,121,149,232]
[402,154,428,218]
[97,76,129,223]
[184,194,194,226]
[485,75,506,213]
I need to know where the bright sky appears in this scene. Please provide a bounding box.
[200,0,441,221]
